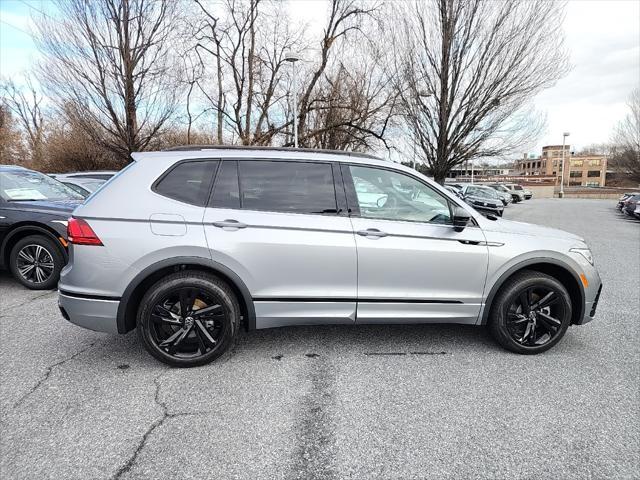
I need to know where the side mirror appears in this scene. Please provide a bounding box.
[452,206,471,232]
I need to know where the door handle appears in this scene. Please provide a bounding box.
[212,219,247,229]
[357,228,388,238]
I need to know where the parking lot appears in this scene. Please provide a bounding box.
[0,198,638,480]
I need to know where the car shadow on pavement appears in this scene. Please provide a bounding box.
[100,322,505,369]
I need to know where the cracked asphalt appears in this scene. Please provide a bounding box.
[1,199,639,480]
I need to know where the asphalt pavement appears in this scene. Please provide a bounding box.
[1,198,639,479]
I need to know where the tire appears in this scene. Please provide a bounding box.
[137,271,240,367]
[488,270,572,354]
[9,234,65,290]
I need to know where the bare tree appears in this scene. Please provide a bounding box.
[392,0,569,183]
[1,77,46,165]
[610,88,640,183]
[301,60,396,151]
[33,0,184,166]
[0,103,28,165]
[190,0,390,150]
[192,0,301,145]
[292,0,396,151]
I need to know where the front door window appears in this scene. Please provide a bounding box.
[348,165,452,224]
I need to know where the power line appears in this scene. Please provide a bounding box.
[16,0,52,20]
[0,18,32,37]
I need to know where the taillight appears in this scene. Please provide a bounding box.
[67,218,103,246]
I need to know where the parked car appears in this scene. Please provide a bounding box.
[0,165,83,289]
[634,203,640,220]
[59,147,602,367]
[489,184,522,203]
[460,184,505,217]
[617,192,639,210]
[502,183,527,202]
[523,188,533,200]
[52,175,108,198]
[621,194,640,217]
[480,184,511,206]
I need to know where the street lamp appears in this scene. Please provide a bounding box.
[284,52,301,148]
[559,132,570,198]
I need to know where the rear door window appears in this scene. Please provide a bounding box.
[238,160,337,214]
[154,160,218,206]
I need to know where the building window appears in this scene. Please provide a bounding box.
[552,171,556,175]
[588,159,601,166]
[570,159,583,167]
[569,181,582,186]
[569,171,582,177]
[587,170,600,178]
[586,181,600,187]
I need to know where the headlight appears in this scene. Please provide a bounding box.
[570,247,594,265]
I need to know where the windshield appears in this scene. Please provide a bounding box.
[0,170,84,201]
[513,185,524,190]
[491,185,509,193]
[466,186,499,199]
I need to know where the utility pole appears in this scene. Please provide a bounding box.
[559,132,570,198]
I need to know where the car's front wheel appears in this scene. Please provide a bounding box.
[137,271,240,367]
[489,270,572,354]
[9,235,64,290]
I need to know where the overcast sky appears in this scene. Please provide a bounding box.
[1,0,639,156]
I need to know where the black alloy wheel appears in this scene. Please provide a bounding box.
[137,272,239,367]
[505,286,566,346]
[489,270,572,354]
[9,235,64,290]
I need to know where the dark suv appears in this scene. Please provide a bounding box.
[0,165,82,289]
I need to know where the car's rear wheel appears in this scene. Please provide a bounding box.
[9,235,64,290]
[137,271,240,367]
[489,270,572,354]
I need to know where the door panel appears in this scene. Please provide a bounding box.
[351,217,489,323]
[202,159,357,328]
[203,208,357,327]
[344,164,489,324]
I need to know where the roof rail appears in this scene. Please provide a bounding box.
[163,144,381,160]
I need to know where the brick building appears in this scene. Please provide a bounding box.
[517,145,607,187]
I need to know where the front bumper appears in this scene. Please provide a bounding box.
[58,291,120,334]
[575,273,603,325]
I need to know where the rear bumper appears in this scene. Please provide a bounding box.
[58,291,120,334]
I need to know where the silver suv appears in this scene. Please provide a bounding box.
[58,147,602,367]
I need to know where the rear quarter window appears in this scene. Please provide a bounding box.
[154,160,218,206]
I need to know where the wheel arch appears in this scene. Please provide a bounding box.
[1,223,67,269]
[116,257,255,334]
[481,258,585,326]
